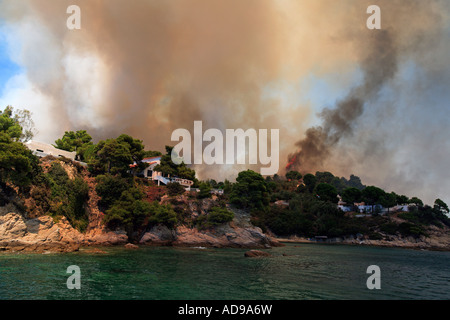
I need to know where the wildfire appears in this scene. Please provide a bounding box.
[286,154,297,171]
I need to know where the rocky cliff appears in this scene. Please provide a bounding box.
[0,209,281,253]
[0,176,282,252]
[0,211,82,253]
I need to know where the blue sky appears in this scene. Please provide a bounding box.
[0,29,21,96]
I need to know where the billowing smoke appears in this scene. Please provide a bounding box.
[287,30,398,173]
[285,1,450,196]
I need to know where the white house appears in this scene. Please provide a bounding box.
[138,156,163,180]
[338,200,386,214]
[25,140,77,160]
[133,156,194,189]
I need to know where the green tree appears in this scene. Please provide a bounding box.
[198,182,212,199]
[303,173,317,193]
[286,170,302,181]
[331,177,347,193]
[143,150,162,158]
[230,170,269,210]
[44,162,90,232]
[0,106,24,141]
[346,174,365,190]
[104,187,151,237]
[95,174,131,208]
[88,134,145,176]
[223,179,232,194]
[362,186,386,212]
[315,183,338,203]
[154,146,196,181]
[396,194,409,205]
[0,108,40,191]
[148,202,178,229]
[315,171,335,184]
[0,134,38,190]
[341,187,362,204]
[409,197,424,207]
[166,182,185,196]
[54,130,93,161]
[381,192,397,213]
[434,199,449,213]
[197,206,234,229]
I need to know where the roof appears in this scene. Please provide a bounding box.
[129,156,161,168]
[25,140,76,159]
[142,156,161,162]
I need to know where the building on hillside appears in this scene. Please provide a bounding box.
[338,203,353,212]
[132,156,194,189]
[210,189,224,195]
[138,156,163,180]
[338,200,391,215]
[25,140,77,161]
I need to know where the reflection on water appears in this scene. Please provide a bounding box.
[0,244,448,300]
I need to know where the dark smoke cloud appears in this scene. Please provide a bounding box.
[287,30,398,173]
[286,0,448,181]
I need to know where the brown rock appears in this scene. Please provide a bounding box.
[124,243,139,249]
[140,224,177,246]
[0,212,82,253]
[83,248,108,254]
[244,250,271,257]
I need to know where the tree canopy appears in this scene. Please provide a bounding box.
[54,130,93,161]
[0,106,40,190]
[315,183,338,204]
[154,146,196,181]
[230,170,269,210]
[88,134,145,176]
[286,170,302,181]
[341,187,362,204]
[434,199,449,213]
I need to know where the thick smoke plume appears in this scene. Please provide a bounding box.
[286,0,448,179]
[287,30,398,173]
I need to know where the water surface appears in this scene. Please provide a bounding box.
[0,243,448,300]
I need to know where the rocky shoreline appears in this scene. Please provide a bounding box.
[276,228,450,252]
[1,208,448,253]
[0,211,282,253]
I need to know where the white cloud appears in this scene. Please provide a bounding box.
[0,72,59,143]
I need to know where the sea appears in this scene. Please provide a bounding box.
[0,243,448,300]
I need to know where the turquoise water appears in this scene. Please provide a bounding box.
[0,243,448,300]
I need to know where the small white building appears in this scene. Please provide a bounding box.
[138,156,163,180]
[25,140,77,160]
[338,204,353,212]
[134,156,194,189]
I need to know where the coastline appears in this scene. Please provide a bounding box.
[1,210,448,254]
[275,235,450,252]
